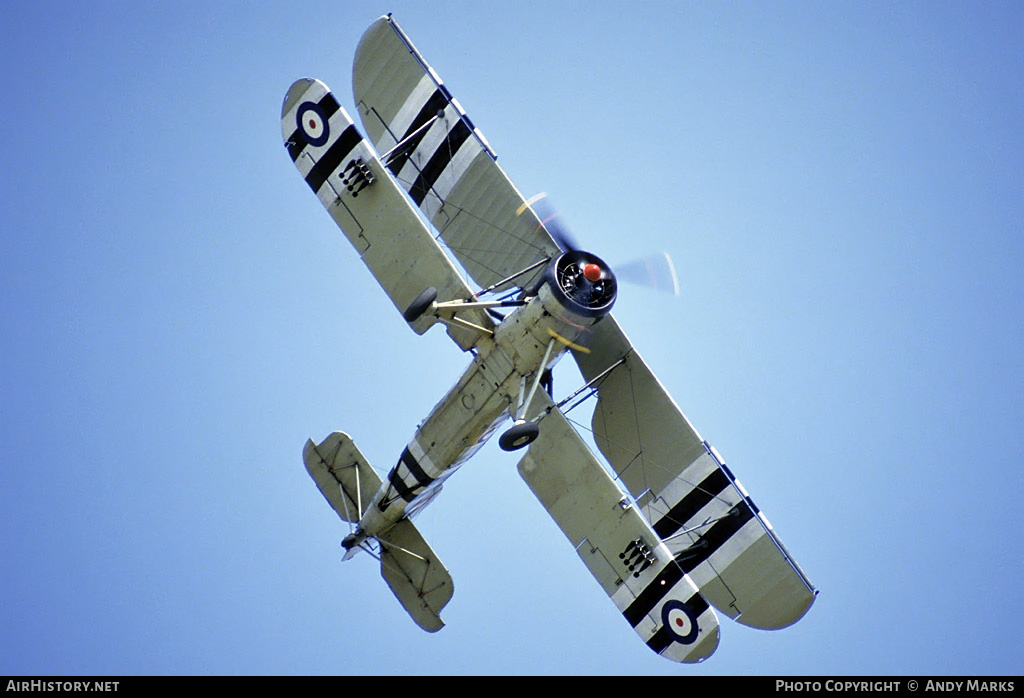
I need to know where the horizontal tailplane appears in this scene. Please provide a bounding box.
[303,432,382,523]
[303,432,454,631]
[377,519,454,632]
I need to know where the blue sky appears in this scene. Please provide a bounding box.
[1,1,1021,676]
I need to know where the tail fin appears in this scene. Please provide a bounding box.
[303,432,454,632]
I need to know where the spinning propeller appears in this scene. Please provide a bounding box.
[525,194,680,302]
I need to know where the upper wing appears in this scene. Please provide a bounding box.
[518,392,720,663]
[351,15,561,291]
[573,316,817,629]
[281,78,492,350]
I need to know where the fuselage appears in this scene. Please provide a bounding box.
[353,273,607,542]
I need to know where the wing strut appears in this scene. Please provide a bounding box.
[380,114,440,166]
[515,337,557,423]
[517,392,721,663]
[498,336,558,452]
[555,355,629,414]
[472,257,554,298]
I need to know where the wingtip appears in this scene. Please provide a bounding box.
[282,78,314,119]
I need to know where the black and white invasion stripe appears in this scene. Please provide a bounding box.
[609,540,719,662]
[282,80,367,204]
[380,446,435,509]
[377,438,453,514]
[375,73,490,223]
[643,444,772,615]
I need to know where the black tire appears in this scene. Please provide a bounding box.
[499,421,540,451]
[403,287,438,322]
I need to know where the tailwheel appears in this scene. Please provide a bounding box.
[499,421,539,451]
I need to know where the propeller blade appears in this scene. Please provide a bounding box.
[519,193,580,252]
[614,252,680,295]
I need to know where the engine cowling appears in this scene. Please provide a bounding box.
[541,251,617,319]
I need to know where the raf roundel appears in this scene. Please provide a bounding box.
[661,600,699,645]
[296,101,330,148]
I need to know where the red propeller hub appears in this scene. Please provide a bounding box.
[582,263,602,282]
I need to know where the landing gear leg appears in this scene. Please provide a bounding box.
[403,287,438,322]
[499,337,557,452]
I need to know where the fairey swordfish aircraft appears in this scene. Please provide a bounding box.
[281,14,816,664]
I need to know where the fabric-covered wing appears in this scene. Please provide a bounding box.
[351,15,561,291]
[573,316,817,629]
[518,392,720,663]
[282,78,492,350]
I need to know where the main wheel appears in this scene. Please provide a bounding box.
[499,421,539,451]
[403,287,438,323]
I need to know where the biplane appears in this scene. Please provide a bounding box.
[281,15,816,663]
